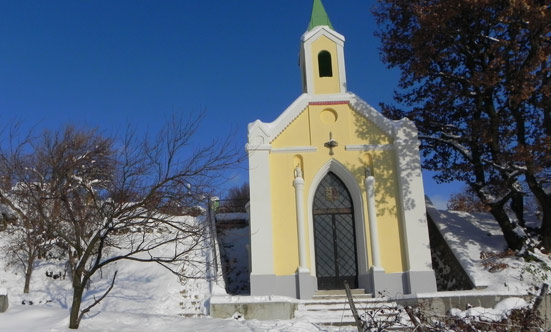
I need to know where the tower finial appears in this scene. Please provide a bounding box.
[308,0,333,31]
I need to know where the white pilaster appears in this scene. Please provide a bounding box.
[248,146,274,276]
[393,119,433,272]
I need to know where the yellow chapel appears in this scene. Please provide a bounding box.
[247,0,437,299]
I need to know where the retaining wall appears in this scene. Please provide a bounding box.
[0,294,8,313]
[210,300,297,320]
[211,293,551,328]
[397,293,551,329]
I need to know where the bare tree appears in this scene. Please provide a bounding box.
[220,182,249,212]
[0,129,55,294]
[373,0,551,250]
[447,187,491,213]
[0,211,52,294]
[226,182,249,202]
[0,116,241,329]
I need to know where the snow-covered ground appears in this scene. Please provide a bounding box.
[0,305,342,332]
[449,297,530,322]
[0,215,342,331]
[427,201,551,295]
[2,206,550,331]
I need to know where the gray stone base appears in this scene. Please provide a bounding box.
[296,271,317,299]
[251,272,317,299]
[358,273,371,293]
[251,269,437,299]
[250,274,296,298]
[407,270,437,294]
[369,268,437,296]
[371,268,408,296]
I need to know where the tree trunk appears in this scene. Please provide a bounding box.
[23,253,36,294]
[524,172,551,251]
[69,282,85,329]
[511,192,524,227]
[474,185,525,250]
[23,264,32,294]
[539,205,551,250]
[489,204,525,250]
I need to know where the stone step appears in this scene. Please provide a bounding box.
[296,311,406,329]
[299,300,398,309]
[179,312,207,318]
[319,321,408,331]
[295,293,406,329]
[314,289,366,296]
[301,297,396,305]
[311,294,374,301]
[296,310,399,320]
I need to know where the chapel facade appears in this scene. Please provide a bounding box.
[246,0,437,299]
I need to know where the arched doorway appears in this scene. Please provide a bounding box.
[313,172,358,290]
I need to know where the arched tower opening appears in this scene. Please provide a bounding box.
[318,50,333,77]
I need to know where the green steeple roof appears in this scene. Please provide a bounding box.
[308,0,333,31]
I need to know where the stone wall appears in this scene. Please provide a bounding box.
[210,300,297,320]
[396,293,551,329]
[211,293,551,328]
[427,214,474,291]
[0,294,8,313]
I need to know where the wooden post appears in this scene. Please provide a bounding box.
[405,306,425,332]
[344,280,364,332]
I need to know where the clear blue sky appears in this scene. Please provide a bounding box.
[0,0,461,207]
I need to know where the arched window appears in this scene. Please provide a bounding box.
[318,51,333,77]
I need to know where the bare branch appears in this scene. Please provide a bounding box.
[77,271,118,326]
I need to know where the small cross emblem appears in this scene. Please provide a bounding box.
[324,132,338,155]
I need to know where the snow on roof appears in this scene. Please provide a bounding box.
[0,287,7,296]
[428,199,551,294]
[426,201,520,291]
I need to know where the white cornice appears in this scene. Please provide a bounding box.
[246,143,271,152]
[308,93,350,102]
[271,146,318,154]
[301,26,345,45]
[345,144,394,151]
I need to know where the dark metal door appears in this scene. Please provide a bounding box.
[313,172,358,290]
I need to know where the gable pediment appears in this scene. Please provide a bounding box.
[247,92,404,150]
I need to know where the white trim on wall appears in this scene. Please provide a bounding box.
[336,43,347,93]
[271,146,317,154]
[345,144,394,152]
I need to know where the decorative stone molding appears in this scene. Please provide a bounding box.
[345,144,394,152]
[271,146,317,154]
